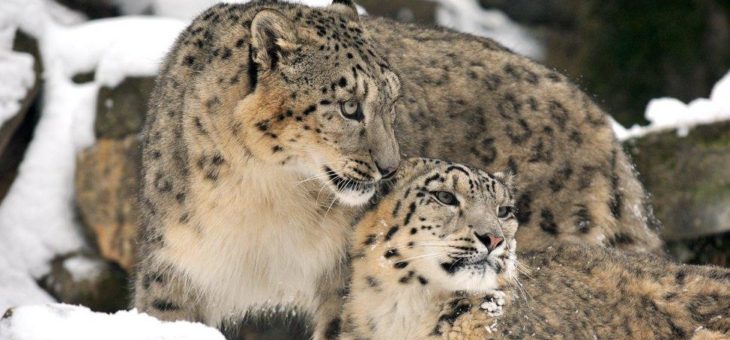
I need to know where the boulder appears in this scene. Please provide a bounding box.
[0,32,42,202]
[626,121,730,241]
[357,0,436,24]
[38,252,128,313]
[95,77,155,139]
[75,136,141,271]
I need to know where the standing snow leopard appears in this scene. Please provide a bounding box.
[134,0,662,337]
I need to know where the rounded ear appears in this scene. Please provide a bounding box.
[329,0,359,20]
[250,9,300,71]
[492,171,515,190]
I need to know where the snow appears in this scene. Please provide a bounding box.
[614,70,730,140]
[433,0,544,60]
[62,256,104,283]
[0,304,226,340]
[0,0,184,312]
[44,16,185,87]
[115,0,365,21]
[0,44,35,128]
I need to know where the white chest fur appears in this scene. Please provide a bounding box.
[159,161,354,323]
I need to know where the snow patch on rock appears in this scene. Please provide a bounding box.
[433,0,544,60]
[614,70,730,140]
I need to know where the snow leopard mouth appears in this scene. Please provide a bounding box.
[441,253,509,275]
[323,166,376,206]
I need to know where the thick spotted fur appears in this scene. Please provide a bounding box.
[134,1,400,338]
[364,18,663,253]
[135,0,663,336]
[443,244,730,339]
[341,158,519,339]
[342,159,729,340]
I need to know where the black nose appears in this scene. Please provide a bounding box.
[474,232,504,252]
[375,162,397,179]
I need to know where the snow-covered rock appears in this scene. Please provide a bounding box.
[0,42,35,129]
[0,304,225,340]
[433,0,543,60]
[0,0,183,312]
[614,70,730,140]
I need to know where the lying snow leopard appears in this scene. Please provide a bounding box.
[341,159,730,339]
[431,244,730,339]
[341,158,518,339]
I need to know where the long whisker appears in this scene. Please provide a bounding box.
[395,252,446,263]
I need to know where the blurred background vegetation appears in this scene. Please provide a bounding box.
[359,0,730,126]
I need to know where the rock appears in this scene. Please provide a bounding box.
[75,136,141,271]
[55,0,121,19]
[666,231,730,267]
[0,32,42,202]
[39,252,128,313]
[357,0,436,24]
[95,77,155,139]
[0,32,41,163]
[626,121,730,241]
[477,0,577,27]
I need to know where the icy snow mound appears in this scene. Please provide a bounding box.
[615,70,730,140]
[433,0,543,60]
[0,304,225,340]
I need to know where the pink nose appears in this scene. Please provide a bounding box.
[474,232,504,252]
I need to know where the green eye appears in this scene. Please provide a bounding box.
[340,100,363,121]
[433,191,458,206]
[497,206,514,219]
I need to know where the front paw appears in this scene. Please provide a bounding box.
[480,291,505,317]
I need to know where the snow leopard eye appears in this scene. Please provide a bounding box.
[432,191,458,206]
[340,99,363,121]
[497,206,514,219]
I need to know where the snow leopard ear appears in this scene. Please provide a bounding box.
[250,9,300,71]
[492,171,515,190]
[329,0,359,21]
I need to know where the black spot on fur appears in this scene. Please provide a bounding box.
[303,105,317,116]
[515,193,532,224]
[539,209,558,235]
[324,318,341,339]
[607,233,634,247]
[366,276,381,289]
[384,248,400,258]
[363,234,376,246]
[384,225,399,241]
[247,44,258,90]
[152,300,180,311]
[403,202,417,226]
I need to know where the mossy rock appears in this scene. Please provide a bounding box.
[626,121,730,241]
[95,77,155,139]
